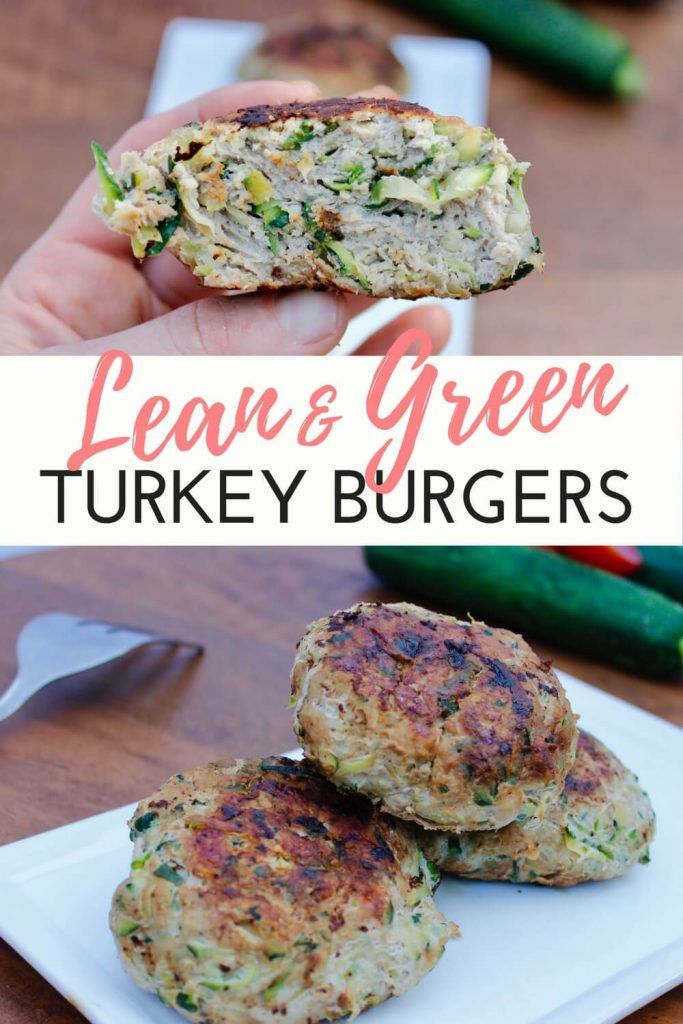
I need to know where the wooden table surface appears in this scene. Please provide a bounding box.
[1,0,682,355]
[0,546,681,1023]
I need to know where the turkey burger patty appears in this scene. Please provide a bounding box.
[238,20,410,98]
[291,602,578,832]
[111,757,454,1024]
[424,731,655,886]
[93,96,542,298]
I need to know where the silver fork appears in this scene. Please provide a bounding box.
[0,613,204,722]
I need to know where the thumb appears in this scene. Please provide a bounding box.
[50,291,351,356]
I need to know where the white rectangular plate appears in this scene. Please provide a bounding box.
[145,18,491,356]
[1,672,682,1024]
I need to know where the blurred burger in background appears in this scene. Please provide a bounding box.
[239,15,409,97]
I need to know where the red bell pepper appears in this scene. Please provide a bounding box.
[555,546,643,576]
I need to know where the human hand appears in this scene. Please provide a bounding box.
[0,80,450,357]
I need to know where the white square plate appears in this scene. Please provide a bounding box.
[145,18,491,355]
[1,672,682,1024]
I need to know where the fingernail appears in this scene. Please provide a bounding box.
[289,79,319,93]
[282,80,323,101]
[274,291,343,347]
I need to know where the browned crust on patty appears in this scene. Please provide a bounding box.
[563,731,616,798]
[309,603,570,787]
[181,757,404,927]
[243,21,409,95]
[112,754,455,1021]
[232,96,433,128]
[255,21,403,73]
[293,603,577,831]
[425,729,656,887]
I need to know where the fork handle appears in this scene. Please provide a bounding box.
[0,676,29,722]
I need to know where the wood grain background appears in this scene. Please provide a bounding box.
[0,547,681,1022]
[1,0,682,354]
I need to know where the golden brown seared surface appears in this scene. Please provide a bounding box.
[111,757,454,1024]
[425,731,656,886]
[564,731,617,796]
[292,603,578,832]
[238,21,409,98]
[184,759,400,922]
[232,96,430,127]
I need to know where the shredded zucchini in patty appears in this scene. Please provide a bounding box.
[93,97,543,299]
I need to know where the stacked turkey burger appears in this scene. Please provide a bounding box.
[111,602,655,1024]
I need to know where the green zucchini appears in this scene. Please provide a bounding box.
[91,141,124,213]
[412,0,646,99]
[365,546,683,678]
[634,547,683,604]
